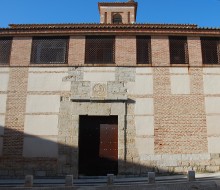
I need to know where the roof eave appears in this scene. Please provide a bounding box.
[1,26,220,37]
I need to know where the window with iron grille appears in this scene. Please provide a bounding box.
[85,36,115,64]
[31,37,69,64]
[201,37,220,64]
[0,37,12,64]
[136,36,151,64]
[169,36,188,64]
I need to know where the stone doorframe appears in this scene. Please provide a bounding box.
[57,99,127,178]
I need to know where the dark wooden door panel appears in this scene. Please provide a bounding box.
[100,124,118,161]
[79,116,118,176]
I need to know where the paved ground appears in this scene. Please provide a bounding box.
[0,172,219,189]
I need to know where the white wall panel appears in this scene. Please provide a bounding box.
[135,137,154,155]
[28,73,70,91]
[0,73,9,91]
[204,75,220,94]
[170,68,188,74]
[171,75,190,94]
[28,68,68,72]
[136,68,152,74]
[207,116,220,136]
[134,75,153,95]
[23,137,58,157]
[135,98,154,115]
[135,116,154,136]
[208,137,220,153]
[24,115,58,136]
[26,95,60,113]
[0,95,7,113]
[205,97,220,114]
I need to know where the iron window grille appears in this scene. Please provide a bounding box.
[85,36,115,64]
[169,36,189,64]
[0,37,12,64]
[201,37,220,64]
[31,36,69,64]
[136,36,151,64]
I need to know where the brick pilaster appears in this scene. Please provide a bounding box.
[187,37,203,67]
[68,36,85,66]
[151,36,170,67]
[10,37,32,66]
[3,68,28,156]
[115,36,136,66]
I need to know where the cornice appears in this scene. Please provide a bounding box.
[0,24,220,36]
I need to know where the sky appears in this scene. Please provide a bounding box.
[0,0,219,28]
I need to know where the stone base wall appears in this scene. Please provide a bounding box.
[0,66,220,177]
[139,153,220,175]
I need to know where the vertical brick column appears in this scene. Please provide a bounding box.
[3,37,31,156]
[3,68,29,156]
[10,37,32,66]
[68,36,85,66]
[189,67,208,152]
[153,68,172,153]
[153,68,171,95]
[151,36,170,67]
[190,68,204,95]
[115,36,136,66]
[187,37,203,67]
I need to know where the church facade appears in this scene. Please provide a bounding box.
[0,1,220,178]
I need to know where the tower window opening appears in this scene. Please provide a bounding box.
[112,14,122,24]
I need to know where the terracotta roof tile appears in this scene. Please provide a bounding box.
[6,23,198,29]
[0,23,220,36]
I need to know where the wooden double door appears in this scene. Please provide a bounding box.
[78,116,118,176]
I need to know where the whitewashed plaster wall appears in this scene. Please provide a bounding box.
[170,68,190,95]
[204,68,220,154]
[0,68,9,155]
[20,66,220,158]
[23,68,71,158]
[131,68,155,156]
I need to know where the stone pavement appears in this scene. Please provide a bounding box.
[0,172,219,189]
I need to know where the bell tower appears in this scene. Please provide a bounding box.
[98,0,138,24]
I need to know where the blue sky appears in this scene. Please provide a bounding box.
[0,0,219,28]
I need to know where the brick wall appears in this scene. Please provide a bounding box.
[151,36,170,67]
[188,37,203,67]
[1,34,220,177]
[154,68,208,154]
[10,37,32,66]
[115,36,136,66]
[68,36,85,66]
[3,68,28,156]
[3,35,214,68]
[1,65,220,177]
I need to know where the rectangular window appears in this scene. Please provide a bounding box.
[85,36,115,64]
[31,36,69,64]
[201,37,220,64]
[169,36,188,64]
[0,37,12,64]
[136,36,151,64]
